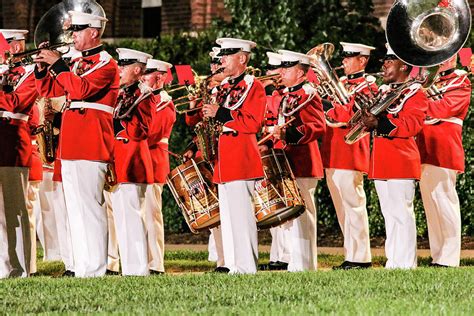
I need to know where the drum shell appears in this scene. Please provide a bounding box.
[167,157,220,232]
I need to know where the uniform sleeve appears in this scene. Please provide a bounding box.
[0,74,39,112]
[426,80,471,119]
[376,91,428,138]
[286,94,326,144]
[185,101,204,127]
[215,81,266,134]
[35,66,67,98]
[49,59,117,101]
[124,98,153,141]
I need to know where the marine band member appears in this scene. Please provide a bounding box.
[259,51,290,271]
[34,11,119,277]
[360,44,428,269]
[322,42,377,270]
[272,49,326,271]
[202,37,266,274]
[0,29,37,278]
[108,48,154,276]
[417,54,471,267]
[142,59,176,275]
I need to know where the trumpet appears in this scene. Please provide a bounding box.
[7,42,73,67]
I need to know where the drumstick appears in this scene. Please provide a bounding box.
[257,117,296,146]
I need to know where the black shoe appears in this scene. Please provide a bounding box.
[106,269,120,276]
[259,261,276,271]
[429,263,449,268]
[29,272,38,277]
[333,261,372,270]
[213,266,230,273]
[149,270,165,275]
[62,270,75,277]
[269,261,288,271]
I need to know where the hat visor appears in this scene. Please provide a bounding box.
[67,24,90,32]
[217,48,243,56]
[380,54,398,62]
[341,51,361,58]
[118,59,140,66]
[280,61,299,68]
[266,64,281,71]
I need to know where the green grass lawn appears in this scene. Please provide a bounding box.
[1,250,473,314]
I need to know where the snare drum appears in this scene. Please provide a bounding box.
[167,157,220,233]
[254,149,305,230]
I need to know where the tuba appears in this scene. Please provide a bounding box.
[307,43,353,127]
[344,0,471,145]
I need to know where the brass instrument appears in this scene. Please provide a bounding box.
[193,70,225,162]
[6,42,72,68]
[36,97,64,164]
[344,0,471,144]
[307,43,351,106]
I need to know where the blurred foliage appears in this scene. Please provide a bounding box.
[102,0,472,237]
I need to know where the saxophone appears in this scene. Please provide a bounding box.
[36,97,58,164]
[194,70,224,162]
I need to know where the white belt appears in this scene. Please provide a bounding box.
[159,137,169,144]
[0,111,29,122]
[425,117,463,126]
[69,102,114,114]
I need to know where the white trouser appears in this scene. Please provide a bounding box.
[144,183,165,272]
[0,167,31,278]
[218,180,258,274]
[105,191,120,272]
[269,226,291,263]
[26,181,40,274]
[110,183,149,276]
[420,164,461,267]
[53,181,74,271]
[61,160,108,277]
[375,179,417,269]
[208,226,225,267]
[38,172,61,261]
[286,178,318,272]
[326,169,371,263]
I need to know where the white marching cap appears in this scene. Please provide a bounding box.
[116,48,152,65]
[216,37,257,55]
[0,29,28,41]
[340,42,375,57]
[266,52,282,66]
[145,59,173,73]
[278,49,311,67]
[68,11,108,30]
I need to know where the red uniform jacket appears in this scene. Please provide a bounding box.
[28,103,43,181]
[147,90,176,184]
[416,69,471,173]
[322,73,377,173]
[113,82,154,184]
[35,45,120,162]
[213,73,266,183]
[0,65,38,167]
[279,82,326,178]
[369,83,428,180]
[262,85,284,149]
